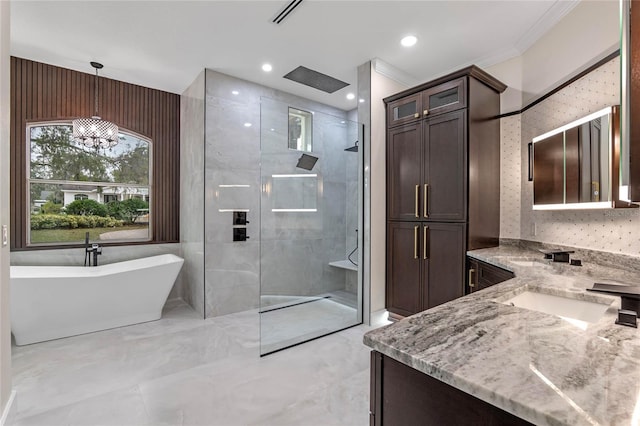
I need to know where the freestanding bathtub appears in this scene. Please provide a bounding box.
[10,254,184,345]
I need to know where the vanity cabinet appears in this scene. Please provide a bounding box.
[370,351,533,426]
[466,258,514,295]
[385,66,506,319]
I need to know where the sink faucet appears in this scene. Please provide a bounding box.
[539,249,574,263]
[84,232,102,267]
[588,283,640,327]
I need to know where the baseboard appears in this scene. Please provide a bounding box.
[0,390,16,426]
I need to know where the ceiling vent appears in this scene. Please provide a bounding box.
[272,0,304,25]
[283,66,350,94]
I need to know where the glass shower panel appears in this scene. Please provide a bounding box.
[259,97,362,356]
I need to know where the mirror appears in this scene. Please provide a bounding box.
[532,106,618,210]
[288,107,313,152]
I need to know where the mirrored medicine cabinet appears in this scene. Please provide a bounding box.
[531,105,635,210]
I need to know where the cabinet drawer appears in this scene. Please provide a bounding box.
[422,77,467,118]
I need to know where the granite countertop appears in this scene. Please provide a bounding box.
[364,243,640,426]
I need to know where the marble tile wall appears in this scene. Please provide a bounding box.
[510,56,640,255]
[203,70,357,318]
[180,71,205,317]
[500,115,522,239]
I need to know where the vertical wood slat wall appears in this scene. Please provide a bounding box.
[10,56,180,249]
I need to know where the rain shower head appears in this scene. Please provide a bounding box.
[296,153,318,171]
[344,141,358,152]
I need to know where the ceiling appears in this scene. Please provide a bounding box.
[10,0,579,111]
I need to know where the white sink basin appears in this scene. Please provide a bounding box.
[501,290,612,328]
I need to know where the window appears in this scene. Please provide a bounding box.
[288,107,313,152]
[103,194,118,203]
[28,123,152,246]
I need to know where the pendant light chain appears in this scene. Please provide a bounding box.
[94,66,99,117]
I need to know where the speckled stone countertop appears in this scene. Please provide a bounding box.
[364,243,640,426]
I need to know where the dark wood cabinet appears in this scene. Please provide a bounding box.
[467,257,514,294]
[387,222,466,318]
[423,110,466,221]
[386,77,467,128]
[385,66,506,318]
[387,111,466,222]
[387,123,422,221]
[387,93,422,128]
[424,223,466,308]
[386,222,422,317]
[422,77,467,118]
[370,351,533,426]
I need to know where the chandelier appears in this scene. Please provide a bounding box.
[72,62,119,149]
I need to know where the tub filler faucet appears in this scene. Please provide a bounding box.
[84,232,102,267]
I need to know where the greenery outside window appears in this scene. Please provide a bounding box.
[28,123,152,246]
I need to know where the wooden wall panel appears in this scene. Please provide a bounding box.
[10,56,180,249]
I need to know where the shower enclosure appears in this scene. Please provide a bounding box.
[259,97,363,355]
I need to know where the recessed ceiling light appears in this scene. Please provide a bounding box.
[346,93,355,100]
[232,90,239,95]
[262,63,273,72]
[244,123,252,127]
[359,98,365,103]
[401,35,418,47]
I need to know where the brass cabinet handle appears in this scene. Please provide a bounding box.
[423,184,429,218]
[415,184,419,218]
[423,109,429,116]
[414,113,420,118]
[423,226,429,260]
[468,268,476,290]
[414,226,419,259]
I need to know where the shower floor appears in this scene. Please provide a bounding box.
[260,291,359,355]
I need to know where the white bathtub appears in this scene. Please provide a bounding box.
[10,254,184,345]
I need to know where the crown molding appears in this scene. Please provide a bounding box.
[371,58,420,88]
[514,0,581,54]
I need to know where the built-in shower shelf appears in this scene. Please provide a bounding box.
[329,260,358,272]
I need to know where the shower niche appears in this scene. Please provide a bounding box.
[259,97,363,355]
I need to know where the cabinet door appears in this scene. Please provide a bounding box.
[421,77,467,118]
[387,93,422,128]
[423,110,467,221]
[423,223,465,309]
[386,222,422,317]
[388,123,423,221]
[477,260,514,291]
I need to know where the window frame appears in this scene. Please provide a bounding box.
[25,121,154,248]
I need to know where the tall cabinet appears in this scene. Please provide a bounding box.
[385,66,506,319]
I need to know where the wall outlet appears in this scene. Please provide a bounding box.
[532,222,537,236]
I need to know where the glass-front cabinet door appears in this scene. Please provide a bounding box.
[387,93,422,128]
[422,77,467,118]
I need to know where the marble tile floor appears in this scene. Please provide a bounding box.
[11,299,390,426]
